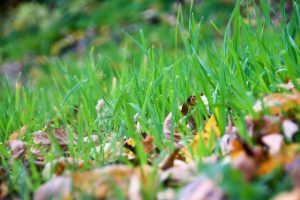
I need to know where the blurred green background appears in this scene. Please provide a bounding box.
[0,0,237,82]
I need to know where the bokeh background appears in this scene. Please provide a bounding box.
[0,0,292,86]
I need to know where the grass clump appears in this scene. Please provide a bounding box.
[0,0,300,199]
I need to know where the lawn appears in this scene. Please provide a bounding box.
[0,0,300,199]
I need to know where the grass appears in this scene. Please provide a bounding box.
[0,0,300,199]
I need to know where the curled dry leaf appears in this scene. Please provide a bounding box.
[163,113,172,140]
[178,176,225,200]
[282,119,299,141]
[34,176,71,200]
[8,140,26,160]
[163,112,181,143]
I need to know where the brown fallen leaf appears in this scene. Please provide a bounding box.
[72,165,150,199]
[142,135,155,154]
[163,95,203,143]
[257,144,299,176]
[251,116,281,144]
[34,176,71,200]
[8,140,26,160]
[253,93,300,115]
[42,157,84,179]
[31,128,75,161]
[160,161,197,186]
[231,151,257,181]
[277,78,300,93]
[286,156,300,187]
[159,148,181,170]
[124,135,155,154]
[219,133,238,155]
[9,125,27,141]
[0,182,8,199]
[177,176,225,200]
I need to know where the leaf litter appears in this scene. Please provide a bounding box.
[3,82,300,199]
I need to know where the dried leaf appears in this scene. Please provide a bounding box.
[261,134,283,155]
[160,161,196,185]
[160,148,181,170]
[128,175,142,200]
[73,165,132,198]
[273,188,300,200]
[286,156,300,187]
[282,120,299,141]
[124,135,155,155]
[277,79,300,92]
[231,152,257,181]
[34,176,71,200]
[163,113,181,142]
[42,157,84,179]
[72,165,151,199]
[83,134,100,145]
[0,183,8,199]
[253,93,300,115]
[219,133,238,155]
[142,135,155,153]
[32,131,51,146]
[163,95,203,143]
[178,176,225,200]
[252,116,281,139]
[95,98,105,114]
[257,144,298,176]
[9,125,27,141]
[191,116,220,153]
[157,188,176,200]
[8,140,26,160]
[31,128,75,161]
